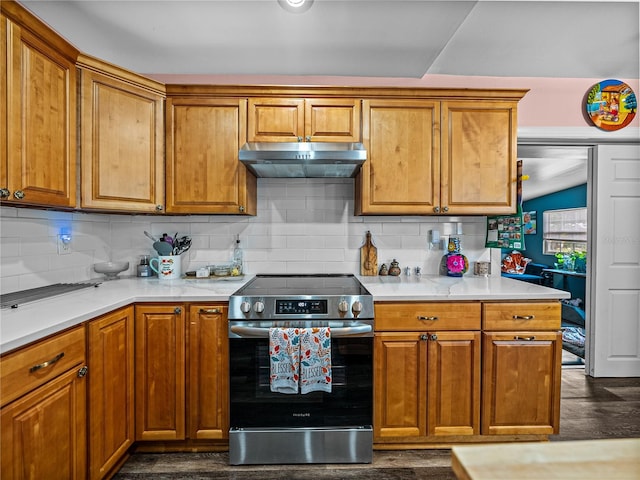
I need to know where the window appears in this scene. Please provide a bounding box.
[543,207,587,254]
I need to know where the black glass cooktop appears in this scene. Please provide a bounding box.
[233,274,368,297]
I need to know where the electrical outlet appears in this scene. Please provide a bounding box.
[57,234,71,255]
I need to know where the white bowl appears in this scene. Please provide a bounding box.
[94,261,129,280]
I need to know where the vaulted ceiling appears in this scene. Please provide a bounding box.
[20,0,639,80]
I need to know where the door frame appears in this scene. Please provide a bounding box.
[518,126,640,377]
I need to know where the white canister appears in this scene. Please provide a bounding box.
[150,255,182,279]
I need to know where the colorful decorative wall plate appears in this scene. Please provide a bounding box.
[586,79,637,131]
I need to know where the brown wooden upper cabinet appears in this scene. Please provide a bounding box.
[165,97,257,215]
[247,97,361,142]
[79,56,165,213]
[356,97,521,215]
[1,10,78,208]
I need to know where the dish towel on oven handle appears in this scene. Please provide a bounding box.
[300,327,332,394]
[269,327,300,394]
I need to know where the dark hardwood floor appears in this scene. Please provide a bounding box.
[113,367,640,479]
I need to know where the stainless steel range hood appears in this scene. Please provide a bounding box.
[239,142,366,178]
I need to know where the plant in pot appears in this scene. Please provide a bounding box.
[572,250,587,273]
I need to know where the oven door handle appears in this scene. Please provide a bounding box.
[229,323,372,338]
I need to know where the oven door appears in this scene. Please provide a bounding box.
[228,320,373,429]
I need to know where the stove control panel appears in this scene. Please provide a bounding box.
[276,299,327,315]
[228,295,373,320]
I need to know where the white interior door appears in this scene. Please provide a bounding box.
[588,144,640,377]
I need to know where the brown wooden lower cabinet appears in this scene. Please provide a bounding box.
[427,330,481,436]
[0,326,87,480]
[374,329,480,442]
[481,330,562,435]
[188,303,229,440]
[87,306,135,479]
[134,303,186,441]
[133,303,230,445]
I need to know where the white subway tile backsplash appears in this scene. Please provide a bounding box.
[1,179,492,292]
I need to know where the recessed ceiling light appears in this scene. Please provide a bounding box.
[278,0,314,14]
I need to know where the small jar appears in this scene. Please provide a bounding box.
[137,255,152,277]
[388,259,401,276]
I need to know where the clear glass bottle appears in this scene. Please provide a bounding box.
[232,235,243,276]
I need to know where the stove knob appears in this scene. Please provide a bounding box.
[240,301,251,314]
[338,300,349,313]
[253,301,265,314]
[352,301,363,314]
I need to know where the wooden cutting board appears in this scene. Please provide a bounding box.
[360,231,378,276]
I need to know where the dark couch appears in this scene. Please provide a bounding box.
[501,262,549,285]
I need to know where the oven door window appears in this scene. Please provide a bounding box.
[229,337,372,428]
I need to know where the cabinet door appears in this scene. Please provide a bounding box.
[357,99,440,215]
[441,101,518,215]
[248,97,305,142]
[5,19,76,207]
[482,331,562,435]
[166,97,256,214]
[80,68,164,213]
[374,332,427,440]
[427,331,480,436]
[304,98,361,142]
[135,304,186,441]
[88,306,134,479]
[0,14,7,200]
[1,366,87,480]
[188,304,229,440]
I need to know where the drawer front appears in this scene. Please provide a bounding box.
[1,325,86,406]
[482,302,561,331]
[375,302,481,331]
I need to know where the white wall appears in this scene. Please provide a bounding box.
[0,179,491,294]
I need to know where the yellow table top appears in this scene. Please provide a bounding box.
[451,438,640,480]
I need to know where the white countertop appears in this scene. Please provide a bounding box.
[0,274,569,355]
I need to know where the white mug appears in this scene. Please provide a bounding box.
[149,255,182,279]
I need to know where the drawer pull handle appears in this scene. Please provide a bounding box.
[514,336,536,341]
[30,352,64,373]
[200,308,221,314]
[417,316,439,321]
[512,315,535,320]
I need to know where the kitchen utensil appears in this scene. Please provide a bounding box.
[144,231,157,242]
[94,261,129,280]
[153,240,173,256]
[149,255,182,280]
[359,231,378,276]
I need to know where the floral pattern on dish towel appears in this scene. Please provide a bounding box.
[300,327,332,394]
[269,328,300,394]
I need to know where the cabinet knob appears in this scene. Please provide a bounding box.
[420,334,428,341]
[305,135,311,142]
[155,204,163,211]
[442,206,449,212]
[297,136,303,142]
[239,205,245,213]
[77,365,88,378]
[417,316,438,321]
[0,188,10,199]
[514,336,536,341]
[434,206,440,213]
[174,307,182,314]
[13,190,25,200]
[430,334,438,341]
